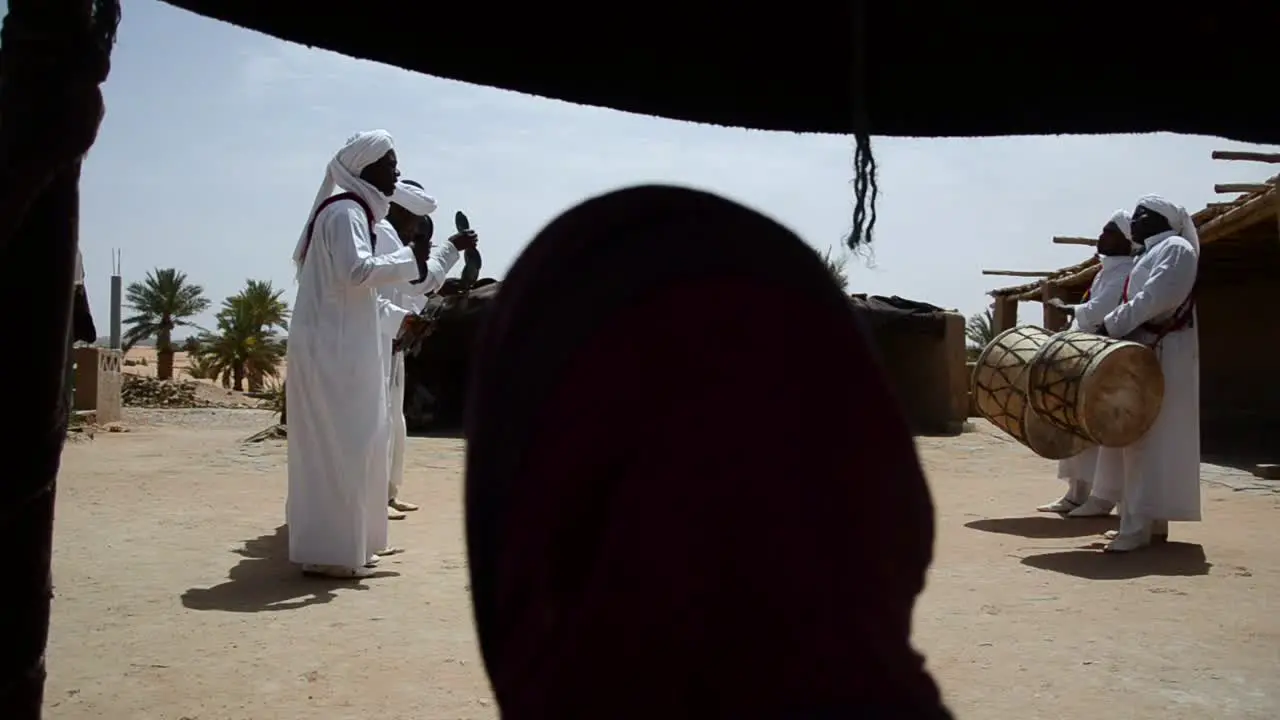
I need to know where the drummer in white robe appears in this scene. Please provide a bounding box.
[374,179,471,520]
[1097,194,1201,553]
[1038,210,1137,517]
[286,130,436,579]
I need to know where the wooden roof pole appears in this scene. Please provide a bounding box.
[1212,150,1280,163]
[1214,183,1270,193]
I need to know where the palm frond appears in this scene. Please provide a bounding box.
[820,245,851,292]
[965,308,996,350]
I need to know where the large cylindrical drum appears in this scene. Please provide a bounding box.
[970,325,1093,460]
[1026,330,1164,447]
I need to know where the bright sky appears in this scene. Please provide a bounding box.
[74,2,1280,331]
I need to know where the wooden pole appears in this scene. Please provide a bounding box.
[1208,201,1247,210]
[1214,183,1270,194]
[981,270,1056,277]
[0,1,118,717]
[1041,283,1071,331]
[1212,150,1280,163]
[1052,236,1097,246]
[992,297,1018,335]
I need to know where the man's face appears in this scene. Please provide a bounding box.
[1096,223,1130,256]
[1130,205,1170,243]
[390,210,431,246]
[361,149,400,196]
[406,215,433,248]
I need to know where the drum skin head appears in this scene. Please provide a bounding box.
[1028,331,1164,447]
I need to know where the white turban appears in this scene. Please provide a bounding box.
[292,129,397,275]
[1136,194,1200,254]
[392,181,438,217]
[1103,208,1140,253]
[1106,209,1132,240]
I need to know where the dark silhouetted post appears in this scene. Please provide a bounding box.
[0,0,119,716]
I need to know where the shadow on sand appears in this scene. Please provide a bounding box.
[180,525,399,613]
[1022,541,1212,580]
[964,515,1118,539]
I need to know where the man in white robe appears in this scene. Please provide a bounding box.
[1038,210,1136,517]
[1098,194,1200,552]
[373,179,466,520]
[71,248,97,345]
[285,130,437,579]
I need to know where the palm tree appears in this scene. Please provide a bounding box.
[821,246,850,292]
[230,278,290,333]
[122,268,211,380]
[193,280,290,392]
[966,307,996,356]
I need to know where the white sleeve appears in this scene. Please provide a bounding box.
[377,241,462,298]
[414,241,462,296]
[320,203,420,288]
[377,294,411,340]
[1103,240,1197,338]
[1072,267,1127,332]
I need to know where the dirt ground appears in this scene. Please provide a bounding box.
[47,411,1280,719]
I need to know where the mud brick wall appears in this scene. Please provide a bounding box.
[72,347,123,423]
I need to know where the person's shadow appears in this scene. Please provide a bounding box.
[180,525,398,612]
[1022,541,1212,580]
[964,515,1118,539]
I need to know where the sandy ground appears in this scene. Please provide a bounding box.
[47,412,1280,719]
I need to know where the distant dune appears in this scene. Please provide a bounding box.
[120,346,288,384]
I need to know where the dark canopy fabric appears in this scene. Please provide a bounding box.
[849,294,948,334]
[162,1,1280,144]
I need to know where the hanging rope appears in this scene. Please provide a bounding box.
[846,1,878,252]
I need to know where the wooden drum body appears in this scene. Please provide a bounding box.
[1026,330,1164,447]
[970,325,1093,460]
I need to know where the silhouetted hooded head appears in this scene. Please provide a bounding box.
[463,185,952,719]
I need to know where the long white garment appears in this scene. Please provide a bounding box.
[1102,227,1200,521]
[373,220,461,500]
[1056,254,1135,498]
[286,199,422,569]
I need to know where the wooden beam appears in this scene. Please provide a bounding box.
[991,297,1018,335]
[1214,182,1270,194]
[981,270,1055,277]
[1047,263,1101,289]
[1196,192,1279,244]
[1212,150,1280,164]
[1208,201,1247,210]
[1042,283,1071,332]
[1052,236,1097,246]
[1274,192,1280,243]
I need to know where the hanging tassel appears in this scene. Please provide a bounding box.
[845,1,878,252]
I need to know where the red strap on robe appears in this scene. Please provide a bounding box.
[1119,273,1195,344]
[297,192,375,268]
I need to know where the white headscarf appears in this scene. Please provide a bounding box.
[1103,208,1139,253]
[1106,209,1132,240]
[392,181,438,216]
[292,129,397,275]
[1135,194,1201,254]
